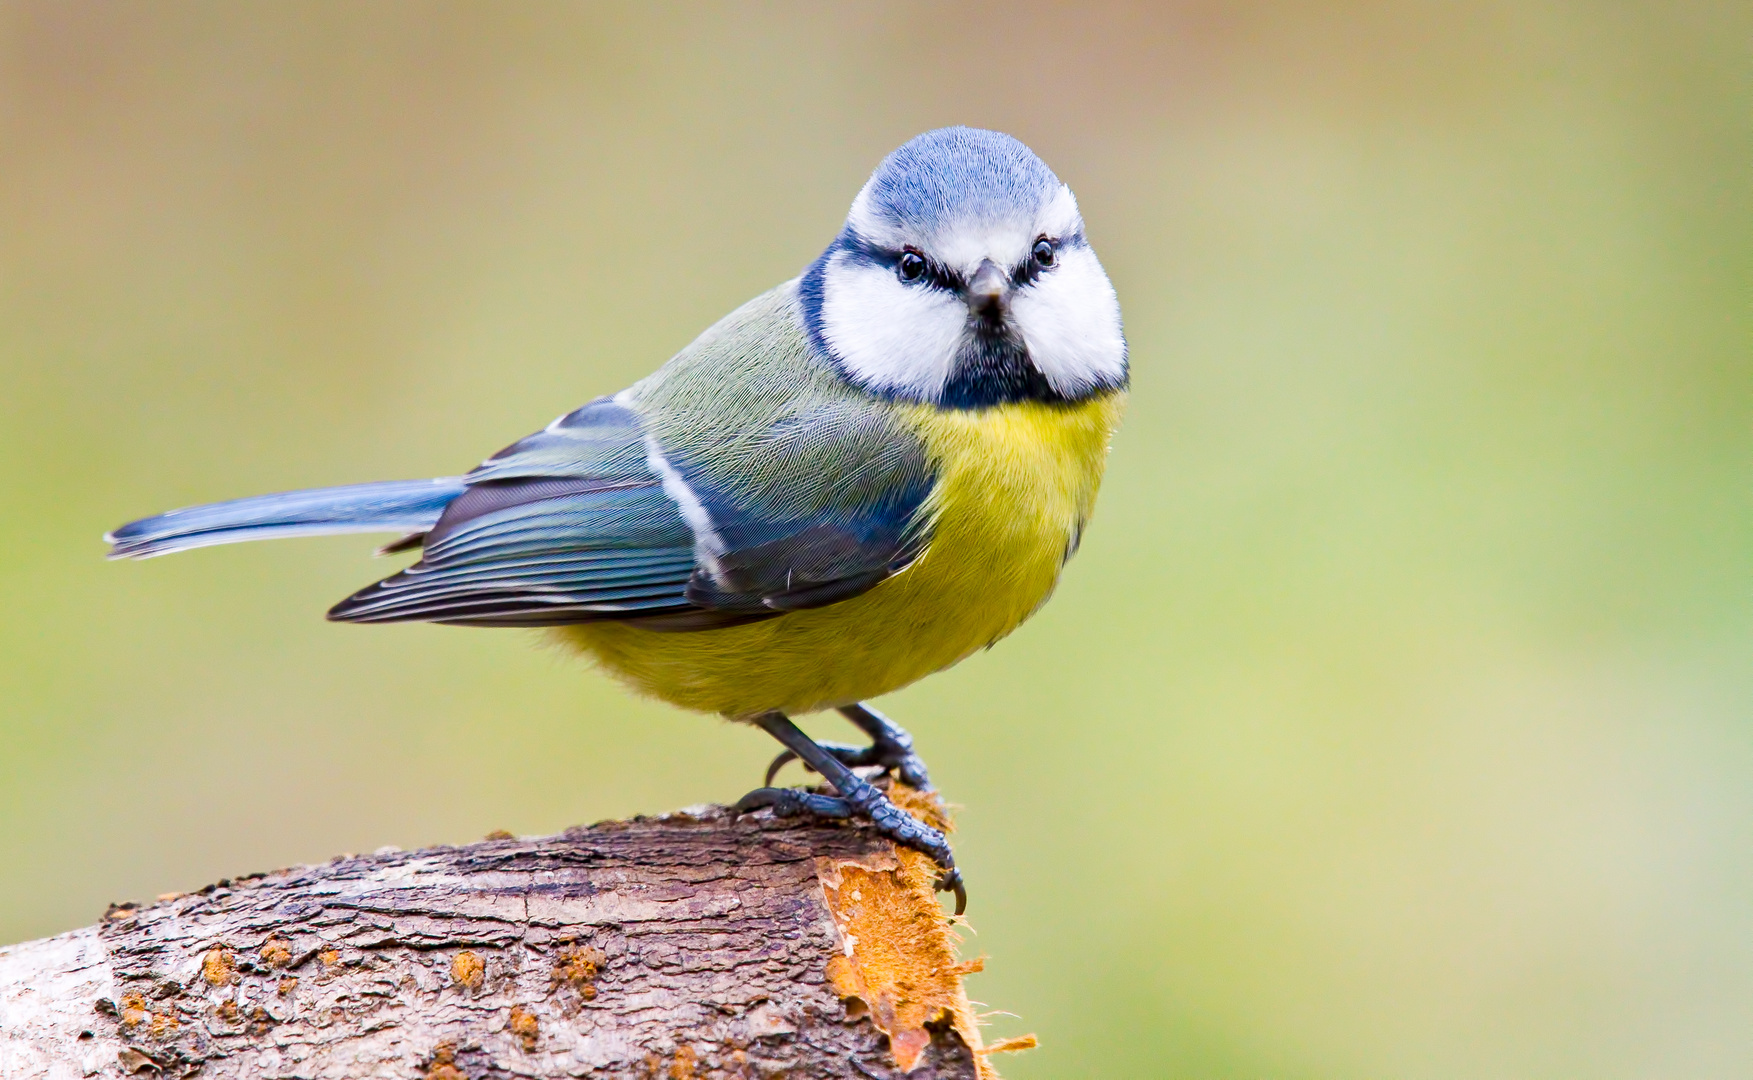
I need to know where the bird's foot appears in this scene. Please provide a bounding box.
[763,703,932,790]
[737,710,963,915]
[733,786,852,820]
[735,782,964,914]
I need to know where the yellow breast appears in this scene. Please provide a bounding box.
[558,391,1126,717]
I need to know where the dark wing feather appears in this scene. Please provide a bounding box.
[684,519,926,614]
[329,495,705,627]
[328,394,937,630]
[327,400,705,627]
[659,400,934,615]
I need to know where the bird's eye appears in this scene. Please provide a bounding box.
[1032,239,1056,268]
[897,251,926,282]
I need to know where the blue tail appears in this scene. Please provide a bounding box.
[106,478,469,560]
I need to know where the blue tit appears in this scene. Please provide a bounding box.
[108,127,1129,911]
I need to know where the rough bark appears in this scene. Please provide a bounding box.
[0,794,1020,1080]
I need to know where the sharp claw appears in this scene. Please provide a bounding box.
[737,785,960,906]
[763,743,875,785]
[937,869,967,916]
[733,787,781,815]
[748,709,960,914]
[764,750,799,786]
[734,786,853,819]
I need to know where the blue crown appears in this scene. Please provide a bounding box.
[855,127,1061,235]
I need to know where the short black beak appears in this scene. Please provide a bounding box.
[966,259,1010,320]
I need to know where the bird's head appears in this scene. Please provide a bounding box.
[801,127,1127,409]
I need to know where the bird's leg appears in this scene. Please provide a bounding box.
[736,711,964,914]
[762,702,932,791]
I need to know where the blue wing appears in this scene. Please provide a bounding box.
[667,401,934,615]
[325,398,706,627]
[327,395,934,629]
[327,484,705,627]
[110,392,935,630]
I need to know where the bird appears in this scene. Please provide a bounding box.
[106,127,1129,913]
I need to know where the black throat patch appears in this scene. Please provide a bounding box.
[939,316,1066,409]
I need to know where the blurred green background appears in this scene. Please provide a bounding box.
[2,3,1748,1075]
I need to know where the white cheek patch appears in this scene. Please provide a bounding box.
[821,253,966,399]
[1010,245,1127,395]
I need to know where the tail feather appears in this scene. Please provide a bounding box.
[106,478,468,560]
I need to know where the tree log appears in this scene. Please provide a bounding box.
[0,790,1024,1079]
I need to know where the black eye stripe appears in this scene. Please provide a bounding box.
[1011,238,1059,287]
[892,249,956,290]
[838,229,1084,291]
